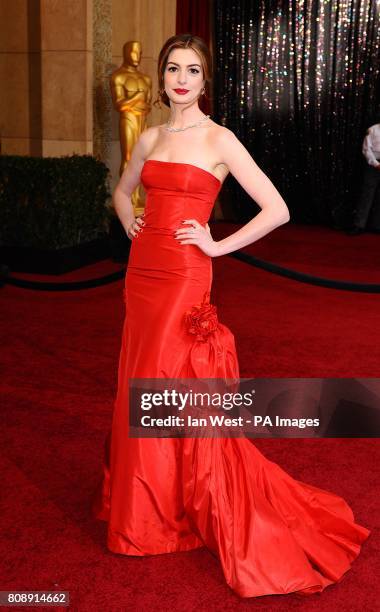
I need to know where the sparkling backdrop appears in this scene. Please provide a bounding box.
[213,1,380,226]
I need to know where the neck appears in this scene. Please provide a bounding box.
[167,100,206,129]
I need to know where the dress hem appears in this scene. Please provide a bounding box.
[107,533,205,557]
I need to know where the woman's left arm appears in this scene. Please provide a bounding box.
[212,127,290,257]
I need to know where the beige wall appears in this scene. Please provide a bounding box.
[0,0,176,168]
[0,0,34,154]
[40,0,93,156]
[0,0,93,156]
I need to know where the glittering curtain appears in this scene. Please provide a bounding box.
[213,1,380,227]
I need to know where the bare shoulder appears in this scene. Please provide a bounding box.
[136,125,160,156]
[207,122,248,171]
[206,123,241,170]
[139,124,160,142]
[208,122,238,145]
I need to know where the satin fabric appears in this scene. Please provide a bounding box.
[93,160,370,598]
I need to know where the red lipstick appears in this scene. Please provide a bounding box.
[174,88,189,94]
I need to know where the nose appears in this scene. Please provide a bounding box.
[177,70,187,85]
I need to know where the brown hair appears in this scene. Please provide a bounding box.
[153,33,212,109]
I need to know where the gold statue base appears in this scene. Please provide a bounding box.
[131,184,145,218]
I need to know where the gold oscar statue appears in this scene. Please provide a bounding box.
[110,41,152,216]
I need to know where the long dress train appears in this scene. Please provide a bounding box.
[93,159,370,598]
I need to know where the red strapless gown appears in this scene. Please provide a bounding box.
[93,159,370,598]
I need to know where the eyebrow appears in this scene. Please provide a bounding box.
[167,61,201,67]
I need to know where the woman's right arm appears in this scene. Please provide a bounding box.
[113,128,155,237]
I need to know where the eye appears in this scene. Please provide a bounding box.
[190,68,200,74]
[167,66,177,72]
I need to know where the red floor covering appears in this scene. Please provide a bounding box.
[1,222,379,610]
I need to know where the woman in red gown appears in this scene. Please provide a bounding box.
[93,34,370,598]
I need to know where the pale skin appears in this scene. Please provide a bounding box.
[113,47,290,257]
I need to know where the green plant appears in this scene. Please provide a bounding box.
[0,154,112,249]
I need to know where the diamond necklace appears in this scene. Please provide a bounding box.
[165,114,210,132]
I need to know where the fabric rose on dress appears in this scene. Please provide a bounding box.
[185,291,220,342]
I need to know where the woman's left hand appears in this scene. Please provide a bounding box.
[174,219,220,257]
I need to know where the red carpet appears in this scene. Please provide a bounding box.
[212,222,380,283]
[1,223,379,610]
